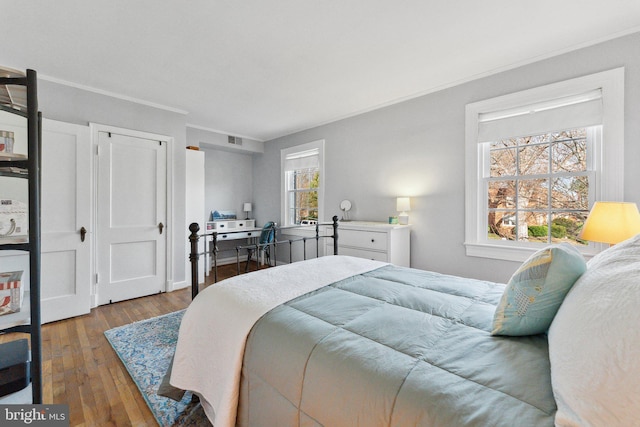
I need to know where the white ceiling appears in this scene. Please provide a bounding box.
[3,1,640,141]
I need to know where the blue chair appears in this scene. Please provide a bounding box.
[246,221,276,271]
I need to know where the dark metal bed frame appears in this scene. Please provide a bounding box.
[189,215,340,298]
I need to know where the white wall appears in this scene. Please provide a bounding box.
[253,31,640,283]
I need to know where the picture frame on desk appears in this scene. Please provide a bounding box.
[210,210,237,221]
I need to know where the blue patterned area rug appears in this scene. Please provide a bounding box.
[104,310,211,426]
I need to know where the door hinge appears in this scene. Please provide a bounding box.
[95,273,99,283]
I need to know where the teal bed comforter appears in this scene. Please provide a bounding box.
[237,265,556,426]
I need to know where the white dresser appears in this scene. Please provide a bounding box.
[332,221,410,267]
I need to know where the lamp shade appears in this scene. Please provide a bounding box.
[243,203,252,212]
[579,201,640,245]
[396,197,410,212]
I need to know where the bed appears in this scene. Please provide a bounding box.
[169,234,640,427]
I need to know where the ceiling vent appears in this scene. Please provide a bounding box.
[228,136,243,146]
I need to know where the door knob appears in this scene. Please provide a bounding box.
[158,222,164,234]
[80,226,87,242]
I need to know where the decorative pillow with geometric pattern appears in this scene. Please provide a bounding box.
[491,243,586,336]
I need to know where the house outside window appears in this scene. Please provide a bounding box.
[281,140,324,226]
[465,68,624,262]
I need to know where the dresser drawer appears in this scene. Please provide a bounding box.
[339,229,388,251]
[217,230,258,240]
[207,219,256,232]
[338,246,388,262]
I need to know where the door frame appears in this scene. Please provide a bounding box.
[90,123,174,307]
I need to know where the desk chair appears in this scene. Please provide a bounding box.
[245,221,276,272]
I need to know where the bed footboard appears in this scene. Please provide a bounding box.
[188,215,339,298]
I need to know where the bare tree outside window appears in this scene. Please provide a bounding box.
[487,128,590,245]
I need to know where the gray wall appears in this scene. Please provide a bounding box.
[253,31,640,283]
[186,127,256,260]
[186,127,256,222]
[202,148,254,221]
[37,80,190,284]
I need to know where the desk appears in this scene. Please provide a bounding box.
[205,227,262,276]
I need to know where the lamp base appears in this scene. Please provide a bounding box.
[398,212,409,225]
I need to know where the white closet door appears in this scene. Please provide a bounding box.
[40,119,92,323]
[97,131,167,304]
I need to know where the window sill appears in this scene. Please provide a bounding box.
[465,241,599,262]
[279,225,325,238]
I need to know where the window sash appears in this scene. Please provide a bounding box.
[481,128,596,245]
[286,179,319,225]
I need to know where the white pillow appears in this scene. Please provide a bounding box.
[548,234,640,426]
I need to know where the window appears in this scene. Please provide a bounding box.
[486,128,595,245]
[465,68,624,261]
[281,140,324,226]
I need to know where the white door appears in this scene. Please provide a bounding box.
[97,131,167,305]
[40,120,92,322]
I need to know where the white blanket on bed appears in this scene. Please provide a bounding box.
[170,255,387,427]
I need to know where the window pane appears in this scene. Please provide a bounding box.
[552,212,589,246]
[296,190,316,209]
[488,180,516,208]
[552,134,587,173]
[517,178,548,209]
[292,169,319,190]
[551,176,589,210]
[490,147,517,177]
[518,143,549,175]
[487,211,516,241]
[304,209,318,220]
[522,211,549,242]
[294,172,307,189]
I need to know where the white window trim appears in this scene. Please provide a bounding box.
[281,139,325,228]
[465,68,624,262]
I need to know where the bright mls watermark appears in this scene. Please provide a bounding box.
[1,405,69,426]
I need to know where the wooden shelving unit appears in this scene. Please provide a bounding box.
[0,67,42,403]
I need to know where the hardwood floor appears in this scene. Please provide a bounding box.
[0,263,249,427]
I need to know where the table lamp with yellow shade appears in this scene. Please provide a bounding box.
[579,201,640,245]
